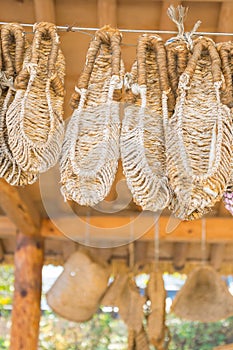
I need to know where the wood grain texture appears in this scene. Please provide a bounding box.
[10,232,44,350]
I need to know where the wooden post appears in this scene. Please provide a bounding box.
[97,0,117,27]
[0,180,43,350]
[10,233,44,350]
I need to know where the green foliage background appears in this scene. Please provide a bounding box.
[1,265,233,350]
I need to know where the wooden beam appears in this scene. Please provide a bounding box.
[2,215,233,243]
[216,2,233,42]
[40,216,233,243]
[97,0,117,27]
[0,179,41,236]
[173,242,188,270]
[210,244,225,271]
[10,232,44,350]
[33,0,56,23]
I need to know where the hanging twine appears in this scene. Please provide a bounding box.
[60,26,124,207]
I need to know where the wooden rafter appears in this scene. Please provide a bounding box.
[173,242,188,270]
[0,179,41,236]
[1,215,233,243]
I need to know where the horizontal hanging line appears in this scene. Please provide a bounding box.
[1,21,233,36]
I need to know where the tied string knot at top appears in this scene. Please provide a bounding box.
[166,5,202,50]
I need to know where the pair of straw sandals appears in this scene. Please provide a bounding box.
[61,26,233,221]
[0,22,65,185]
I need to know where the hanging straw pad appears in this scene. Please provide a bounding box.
[6,22,65,173]
[121,35,173,211]
[101,273,128,306]
[164,37,233,220]
[46,250,110,322]
[0,23,38,185]
[117,277,146,333]
[171,265,233,322]
[147,271,166,347]
[60,26,124,206]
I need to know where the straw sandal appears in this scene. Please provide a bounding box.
[6,22,65,173]
[0,23,38,185]
[60,26,124,206]
[121,34,173,211]
[164,36,232,220]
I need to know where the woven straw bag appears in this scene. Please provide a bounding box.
[147,270,166,347]
[121,34,173,211]
[46,250,110,322]
[6,22,65,173]
[60,26,124,206]
[0,23,38,185]
[164,36,233,220]
[171,265,233,322]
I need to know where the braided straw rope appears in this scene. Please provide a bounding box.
[6,22,65,173]
[120,34,173,211]
[147,270,166,348]
[0,23,38,185]
[163,37,233,220]
[60,26,124,206]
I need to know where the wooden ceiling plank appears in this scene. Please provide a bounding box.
[97,0,117,28]
[216,2,233,42]
[0,179,41,236]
